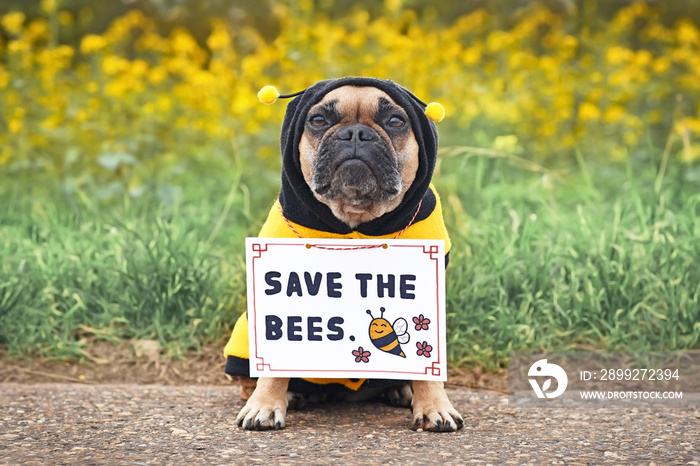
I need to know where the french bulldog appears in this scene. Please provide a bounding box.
[225,77,463,432]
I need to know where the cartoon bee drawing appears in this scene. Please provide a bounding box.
[366,307,410,358]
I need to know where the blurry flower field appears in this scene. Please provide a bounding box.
[1,1,699,187]
[0,1,699,366]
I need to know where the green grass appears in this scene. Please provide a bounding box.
[0,177,259,360]
[1,151,699,368]
[439,149,700,368]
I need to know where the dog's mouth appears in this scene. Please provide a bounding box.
[313,154,401,204]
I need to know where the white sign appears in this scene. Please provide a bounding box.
[246,238,446,381]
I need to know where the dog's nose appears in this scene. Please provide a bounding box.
[336,125,375,142]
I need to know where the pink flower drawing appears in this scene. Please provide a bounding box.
[412,314,430,331]
[416,341,432,358]
[352,346,371,363]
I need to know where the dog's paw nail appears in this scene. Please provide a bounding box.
[436,419,443,429]
[444,420,451,430]
[254,419,261,429]
[245,418,253,430]
[275,420,282,430]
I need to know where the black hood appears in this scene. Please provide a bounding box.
[277,77,439,236]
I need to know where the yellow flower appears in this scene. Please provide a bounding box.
[81,34,107,55]
[606,46,634,65]
[104,9,147,41]
[129,59,149,76]
[652,57,671,73]
[462,45,482,65]
[137,32,169,53]
[299,0,314,12]
[508,51,536,69]
[385,0,402,13]
[171,28,199,56]
[676,20,699,45]
[0,67,9,89]
[641,23,673,42]
[40,0,57,14]
[9,118,23,134]
[27,19,49,42]
[603,105,626,124]
[157,95,172,112]
[634,50,652,67]
[101,55,130,75]
[587,87,603,101]
[75,109,89,122]
[685,118,700,134]
[560,35,578,50]
[207,21,232,52]
[104,79,130,97]
[148,66,168,84]
[486,30,513,52]
[578,102,601,122]
[7,39,30,54]
[1,11,25,36]
[453,9,487,34]
[611,2,652,31]
[42,114,62,130]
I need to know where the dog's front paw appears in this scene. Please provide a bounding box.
[412,405,463,432]
[236,399,286,430]
[411,381,464,432]
[235,378,289,430]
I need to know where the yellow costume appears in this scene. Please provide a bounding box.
[224,185,450,394]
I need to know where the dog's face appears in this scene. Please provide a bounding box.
[298,86,419,228]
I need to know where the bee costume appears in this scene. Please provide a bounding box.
[224,77,451,395]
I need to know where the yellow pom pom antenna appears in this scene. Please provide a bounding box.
[258,85,280,105]
[425,102,445,122]
[257,85,307,104]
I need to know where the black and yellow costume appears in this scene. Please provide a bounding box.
[224,77,451,396]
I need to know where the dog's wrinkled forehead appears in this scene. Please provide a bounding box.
[308,86,408,124]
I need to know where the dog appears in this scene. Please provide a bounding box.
[224,77,463,432]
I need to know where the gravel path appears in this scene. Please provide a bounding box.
[1,383,698,465]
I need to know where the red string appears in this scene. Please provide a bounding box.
[278,203,304,239]
[277,200,423,250]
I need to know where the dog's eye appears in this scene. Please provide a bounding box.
[310,115,327,127]
[387,116,405,128]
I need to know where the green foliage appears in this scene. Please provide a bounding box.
[439,151,700,369]
[1,155,699,367]
[0,179,256,360]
